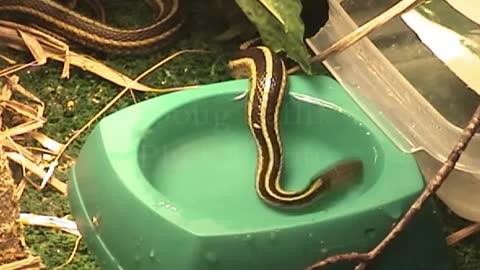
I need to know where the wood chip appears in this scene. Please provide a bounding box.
[18,30,47,65]
[0,256,44,270]
[6,152,67,195]
[29,132,64,154]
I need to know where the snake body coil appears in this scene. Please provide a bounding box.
[0,0,184,53]
[229,46,363,208]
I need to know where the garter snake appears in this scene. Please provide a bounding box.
[0,0,362,207]
[0,0,184,54]
[229,46,363,208]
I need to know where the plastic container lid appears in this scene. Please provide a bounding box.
[307,0,480,222]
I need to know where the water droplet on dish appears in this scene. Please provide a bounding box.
[269,231,276,241]
[205,251,218,264]
[364,228,376,239]
[244,234,253,245]
[149,250,155,259]
[383,204,403,219]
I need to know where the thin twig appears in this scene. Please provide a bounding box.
[306,104,480,270]
[0,60,40,78]
[446,222,480,246]
[0,53,16,65]
[6,152,67,194]
[287,0,426,74]
[0,256,44,270]
[52,236,82,270]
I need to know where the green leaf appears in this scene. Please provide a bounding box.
[235,0,312,73]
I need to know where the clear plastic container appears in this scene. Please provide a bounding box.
[307,0,480,222]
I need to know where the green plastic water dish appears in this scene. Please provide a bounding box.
[68,75,452,270]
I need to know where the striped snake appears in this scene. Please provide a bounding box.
[229,46,363,207]
[0,0,184,54]
[0,1,363,207]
